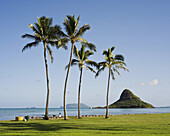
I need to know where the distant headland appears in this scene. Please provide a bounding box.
[60,103,90,109]
[26,107,36,109]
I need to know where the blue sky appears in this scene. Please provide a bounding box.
[0,0,170,108]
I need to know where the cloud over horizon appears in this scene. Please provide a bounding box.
[140,79,158,86]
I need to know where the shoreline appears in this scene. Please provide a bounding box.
[1,107,170,121]
[1,112,170,121]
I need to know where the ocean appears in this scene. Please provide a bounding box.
[0,107,170,120]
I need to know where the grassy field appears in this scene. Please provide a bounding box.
[0,113,170,136]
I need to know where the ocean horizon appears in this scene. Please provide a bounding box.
[0,107,170,121]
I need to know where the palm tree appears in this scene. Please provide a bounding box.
[95,47,129,119]
[66,43,97,118]
[57,15,96,120]
[22,16,62,120]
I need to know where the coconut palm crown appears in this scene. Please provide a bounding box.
[66,44,98,72]
[22,16,62,120]
[57,15,96,51]
[96,46,129,119]
[57,15,96,120]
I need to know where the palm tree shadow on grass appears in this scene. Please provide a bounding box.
[0,122,139,132]
[0,122,62,131]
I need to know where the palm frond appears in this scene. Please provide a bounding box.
[34,33,42,39]
[44,17,50,36]
[105,55,108,61]
[86,66,96,73]
[75,15,80,31]
[29,24,42,36]
[34,22,42,35]
[84,42,96,52]
[98,61,107,66]
[81,44,85,60]
[75,24,90,38]
[46,40,56,46]
[110,69,115,80]
[112,60,126,66]
[63,16,74,36]
[103,50,108,56]
[46,45,53,63]
[82,64,88,70]
[95,66,106,78]
[74,46,80,60]
[75,38,88,43]
[115,65,129,72]
[113,67,121,76]
[67,15,76,33]
[48,25,61,39]
[109,51,114,58]
[37,17,42,28]
[105,63,110,68]
[57,38,69,49]
[73,46,78,58]
[72,59,79,63]
[65,59,79,70]
[84,50,94,58]
[48,17,53,26]
[22,41,39,52]
[85,59,98,68]
[115,54,124,61]
[45,17,52,35]
[55,26,68,37]
[111,46,115,52]
[40,16,49,36]
[21,33,40,40]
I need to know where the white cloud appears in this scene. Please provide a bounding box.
[140,82,145,86]
[140,79,158,86]
[148,79,158,86]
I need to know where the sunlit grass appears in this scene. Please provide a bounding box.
[0,113,170,136]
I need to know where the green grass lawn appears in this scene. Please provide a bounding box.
[0,113,170,136]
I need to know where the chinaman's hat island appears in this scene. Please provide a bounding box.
[93,89,154,109]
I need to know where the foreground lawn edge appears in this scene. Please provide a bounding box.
[0,113,170,136]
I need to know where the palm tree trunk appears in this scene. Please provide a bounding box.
[63,42,74,120]
[106,68,111,119]
[78,67,83,118]
[43,42,50,120]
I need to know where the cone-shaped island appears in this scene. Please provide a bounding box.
[94,89,154,108]
[109,89,154,108]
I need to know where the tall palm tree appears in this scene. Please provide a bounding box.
[22,16,62,120]
[66,43,97,118]
[95,47,129,119]
[57,15,96,120]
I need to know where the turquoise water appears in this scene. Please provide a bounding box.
[0,108,170,120]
